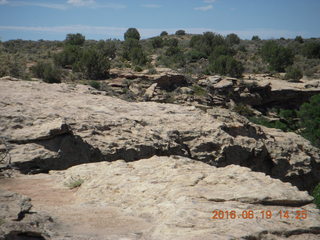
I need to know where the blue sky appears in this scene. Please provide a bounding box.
[0,0,319,41]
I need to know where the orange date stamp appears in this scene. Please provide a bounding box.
[211,210,308,220]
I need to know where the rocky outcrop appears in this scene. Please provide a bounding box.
[0,190,55,240]
[50,155,320,240]
[0,80,319,192]
[195,74,320,109]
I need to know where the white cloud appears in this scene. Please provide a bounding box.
[0,0,8,5]
[142,4,161,8]
[194,5,213,11]
[67,0,95,6]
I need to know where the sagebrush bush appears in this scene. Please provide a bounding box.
[285,66,303,81]
[89,80,101,90]
[303,41,320,59]
[190,32,226,57]
[208,55,244,78]
[151,37,164,49]
[226,33,240,45]
[77,48,110,80]
[54,45,82,67]
[30,62,61,83]
[0,54,27,78]
[260,41,294,72]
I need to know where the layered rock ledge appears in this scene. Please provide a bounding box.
[0,79,319,192]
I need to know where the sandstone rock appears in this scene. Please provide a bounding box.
[144,83,157,99]
[0,76,20,81]
[51,156,320,240]
[0,190,55,240]
[213,79,234,89]
[198,75,222,86]
[238,78,320,108]
[305,80,320,89]
[107,77,128,88]
[179,87,194,94]
[153,73,188,91]
[0,80,319,192]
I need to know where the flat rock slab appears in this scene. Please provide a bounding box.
[1,156,320,240]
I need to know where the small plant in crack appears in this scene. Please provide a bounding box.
[0,218,5,226]
[65,176,85,189]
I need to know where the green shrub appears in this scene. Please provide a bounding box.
[175,30,186,36]
[302,41,320,59]
[134,65,143,72]
[260,41,294,72]
[165,46,181,56]
[65,33,85,46]
[192,84,206,96]
[233,104,254,117]
[148,68,157,74]
[96,40,117,59]
[294,36,304,44]
[77,48,110,80]
[160,31,168,37]
[30,62,61,83]
[252,35,261,41]
[151,37,164,49]
[209,45,235,59]
[313,183,320,209]
[89,80,101,90]
[129,47,147,66]
[298,94,320,147]
[124,28,140,41]
[226,33,240,45]
[165,38,179,47]
[186,49,206,62]
[122,38,147,66]
[285,66,303,81]
[208,55,244,78]
[54,45,82,67]
[0,54,27,78]
[190,32,226,57]
[249,116,289,131]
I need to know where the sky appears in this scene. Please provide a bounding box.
[0,0,319,41]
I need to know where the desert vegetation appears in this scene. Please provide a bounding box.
[1,29,320,81]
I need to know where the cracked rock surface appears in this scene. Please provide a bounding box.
[50,156,320,240]
[1,80,319,192]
